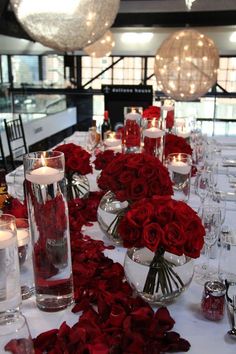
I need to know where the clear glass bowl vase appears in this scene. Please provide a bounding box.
[97,190,128,245]
[124,247,194,305]
[66,173,90,200]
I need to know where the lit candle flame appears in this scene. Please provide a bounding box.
[41,153,46,167]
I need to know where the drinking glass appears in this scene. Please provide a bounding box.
[16,218,34,300]
[195,204,221,285]
[0,312,34,353]
[86,127,98,151]
[167,153,192,202]
[195,168,211,211]
[0,214,21,314]
[23,151,74,312]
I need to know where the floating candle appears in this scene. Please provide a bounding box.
[104,137,122,147]
[176,130,190,139]
[169,159,191,175]
[17,229,29,247]
[26,166,64,184]
[0,230,15,249]
[143,127,165,139]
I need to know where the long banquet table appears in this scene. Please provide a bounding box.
[5,132,236,354]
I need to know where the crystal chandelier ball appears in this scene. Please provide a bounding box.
[84,30,115,58]
[10,0,120,51]
[154,29,219,101]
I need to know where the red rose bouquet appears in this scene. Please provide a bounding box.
[54,143,92,175]
[164,134,192,159]
[97,152,173,244]
[98,152,173,203]
[142,105,161,120]
[94,150,120,170]
[119,195,205,298]
[54,143,92,199]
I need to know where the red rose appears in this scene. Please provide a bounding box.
[166,110,174,129]
[143,223,164,252]
[118,218,143,248]
[163,222,185,255]
[126,202,154,228]
[164,134,192,159]
[128,178,148,201]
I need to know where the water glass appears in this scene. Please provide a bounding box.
[195,204,221,284]
[23,151,74,312]
[167,153,192,201]
[16,218,34,300]
[86,127,98,151]
[0,214,21,314]
[142,118,165,161]
[0,312,33,353]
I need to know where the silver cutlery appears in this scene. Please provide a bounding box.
[227,294,236,338]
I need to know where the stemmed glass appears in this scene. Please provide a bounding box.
[86,127,98,151]
[195,168,211,212]
[195,204,221,285]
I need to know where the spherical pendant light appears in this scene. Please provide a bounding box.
[10,0,120,52]
[154,29,219,101]
[84,30,115,58]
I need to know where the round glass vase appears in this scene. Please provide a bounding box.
[66,172,90,200]
[124,247,194,305]
[97,190,128,245]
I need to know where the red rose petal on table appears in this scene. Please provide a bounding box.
[5,338,34,354]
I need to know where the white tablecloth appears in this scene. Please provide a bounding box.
[5,133,236,353]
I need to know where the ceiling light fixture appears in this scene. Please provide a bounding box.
[10,0,120,51]
[121,32,153,44]
[154,29,219,101]
[185,0,196,11]
[84,30,115,58]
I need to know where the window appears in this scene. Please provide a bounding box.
[146,57,158,92]
[1,56,9,83]
[42,55,64,87]
[218,57,236,92]
[11,56,39,87]
[82,57,112,89]
[113,57,142,85]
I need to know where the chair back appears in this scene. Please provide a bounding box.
[4,115,28,169]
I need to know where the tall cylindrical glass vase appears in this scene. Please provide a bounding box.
[23,151,74,312]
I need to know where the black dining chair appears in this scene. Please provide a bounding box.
[0,134,7,171]
[4,115,28,170]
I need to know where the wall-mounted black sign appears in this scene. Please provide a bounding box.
[102,85,153,100]
[102,85,153,129]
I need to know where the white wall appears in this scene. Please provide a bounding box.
[1,107,77,156]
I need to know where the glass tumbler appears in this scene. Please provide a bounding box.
[23,151,74,312]
[166,153,192,202]
[0,214,21,314]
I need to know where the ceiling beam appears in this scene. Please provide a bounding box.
[0,11,33,41]
[113,10,236,27]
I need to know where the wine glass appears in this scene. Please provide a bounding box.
[195,204,221,285]
[0,312,34,353]
[86,127,97,151]
[195,168,211,212]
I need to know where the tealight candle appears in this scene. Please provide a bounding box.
[176,130,191,139]
[0,230,15,249]
[26,166,64,184]
[104,134,122,148]
[143,127,165,139]
[17,229,29,247]
[143,118,165,139]
[169,156,191,175]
